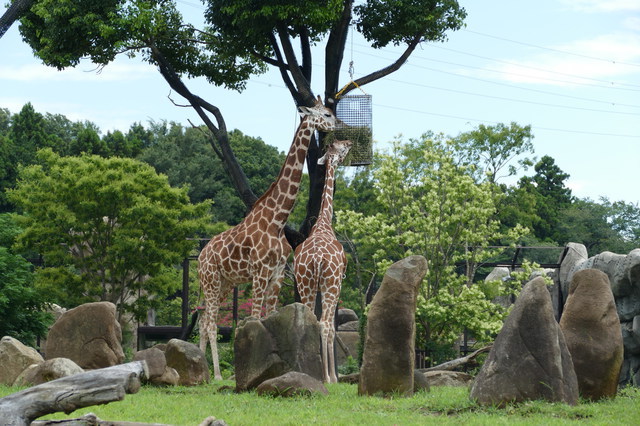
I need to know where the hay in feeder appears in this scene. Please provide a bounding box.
[324,126,373,167]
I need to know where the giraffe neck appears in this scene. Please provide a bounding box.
[247,117,314,228]
[313,160,336,234]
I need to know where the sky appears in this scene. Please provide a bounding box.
[1,0,639,205]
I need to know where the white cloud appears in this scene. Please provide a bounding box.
[491,33,640,86]
[0,61,155,83]
[560,0,640,12]
[624,16,640,31]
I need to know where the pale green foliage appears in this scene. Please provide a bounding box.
[483,259,553,303]
[336,134,528,346]
[8,149,211,321]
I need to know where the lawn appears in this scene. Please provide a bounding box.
[2,381,640,425]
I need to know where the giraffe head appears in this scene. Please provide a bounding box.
[298,95,341,132]
[318,139,353,167]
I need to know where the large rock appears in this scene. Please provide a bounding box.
[255,371,328,397]
[358,255,428,397]
[558,243,588,308]
[423,370,473,387]
[336,331,360,366]
[234,303,322,392]
[337,308,358,326]
[134,347,167,381]
[13,357,84,386]
[44,301,124,369]
[563,248,640,386]
[165,339,209,386]
[0,336,44,385]
[470,277,579,406]
[560,269,623,400]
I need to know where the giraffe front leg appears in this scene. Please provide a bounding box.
[321,277,341,383]
[265,261,286,315]
[251,268,271,318]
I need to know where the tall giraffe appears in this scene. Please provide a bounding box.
[293,138,353,383]
[197,96,340,380]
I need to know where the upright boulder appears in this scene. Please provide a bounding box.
[0,337,44,385]
[358,255,427,397]
[470,277,578,406]
[560,269,623,400]
[234,303,323,391]
[45,302,124,369]
[165,339,209,386]
[558,243,588,308]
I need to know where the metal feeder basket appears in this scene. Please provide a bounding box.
[327,94,373,166]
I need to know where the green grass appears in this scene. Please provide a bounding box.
[2,382,640,425]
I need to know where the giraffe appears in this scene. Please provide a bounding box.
[197,96,341,380]
[293,138,353,383]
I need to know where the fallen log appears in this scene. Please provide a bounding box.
[421,345,492,372]
[0,361,148,426]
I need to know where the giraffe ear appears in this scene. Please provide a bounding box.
[317,154,327,165]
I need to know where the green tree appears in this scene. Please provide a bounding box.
[8,149,211,322]
[0,213,51,346]
[336,134,527,349]
[559,197,640,254]
[518,155,572,242]
[18,0,466,245]
[138,124,284,224]
[452,122,535,184]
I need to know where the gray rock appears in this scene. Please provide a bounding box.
[338,372,360,384]
[0,336,44,385]
[150,366,180,386]
[337,308,358,325]
[13,357,84,386]
[336,331,359,366]
[358,255,428,397]
[44,301,124,369]
[413,370,430,393]
[470,277,579,406]
[423,370,473,387]
[559,243,588,307]
[165,339,209,386]
[255,371,329,397]
[560,269,623,400]
[134,347,167,380]
[337,320,359,332]
[234,318,288,391]
[234,303,322,392]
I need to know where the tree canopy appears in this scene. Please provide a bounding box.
[8,149,211,321]
[16,0,467,243]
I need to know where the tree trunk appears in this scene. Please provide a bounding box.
[421,345,492,372]
[0,361,148,426]
[0,0,34,39]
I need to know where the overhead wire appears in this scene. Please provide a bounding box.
[462,29,640,68]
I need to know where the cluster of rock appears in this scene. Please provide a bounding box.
[561,247,640,386]
[0,301,209,389]
[471,268,624,405]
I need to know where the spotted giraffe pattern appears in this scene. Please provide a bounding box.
[293,139,352,383]
[197,96,340,380]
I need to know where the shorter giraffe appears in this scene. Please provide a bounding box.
[294,139,353,383]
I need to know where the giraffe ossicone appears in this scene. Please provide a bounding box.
[197,96,340,380]
[294,138,353,383]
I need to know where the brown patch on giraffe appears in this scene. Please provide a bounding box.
[290,168,302,182]
[296,149,306,164]
[274,211,288,223]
